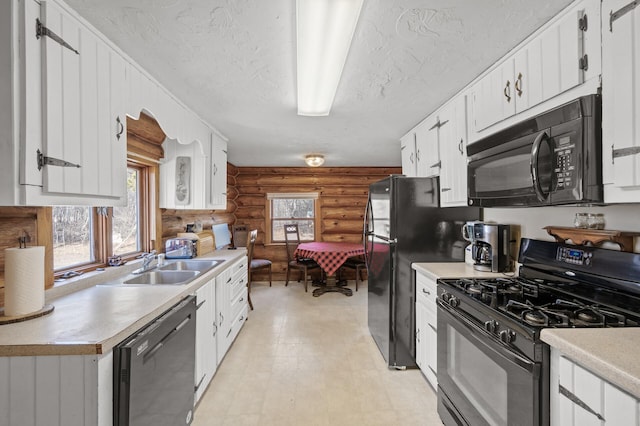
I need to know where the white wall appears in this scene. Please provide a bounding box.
[484,204,640,252]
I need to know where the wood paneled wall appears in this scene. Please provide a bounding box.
[234,167,401,281]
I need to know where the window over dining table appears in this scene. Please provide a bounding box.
[266,192,319,243]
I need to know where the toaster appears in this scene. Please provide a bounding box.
[165,238,197,259]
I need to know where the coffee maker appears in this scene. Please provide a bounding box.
[466,223,511,272]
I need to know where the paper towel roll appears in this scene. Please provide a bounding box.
[4,246,45,317]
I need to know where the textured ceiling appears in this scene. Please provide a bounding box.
[64,0,574,167]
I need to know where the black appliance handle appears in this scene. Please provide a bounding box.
[363,198,373,268]
[530,131,550,202]
[143,314,192,364]
[438,300,538,374]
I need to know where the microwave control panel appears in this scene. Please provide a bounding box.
[554,135,576,189]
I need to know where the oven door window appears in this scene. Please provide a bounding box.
[437,304,540,426]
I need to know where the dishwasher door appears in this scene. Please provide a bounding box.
[114,295,197,426]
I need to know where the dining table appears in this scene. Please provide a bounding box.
[294,241,365,297]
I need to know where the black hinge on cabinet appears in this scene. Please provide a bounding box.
[428,119,449,131]
[35,19,79,55]
[613,145,640,161]
[558,384,605,421]
[610,1,639,31]
[578,14,588,31]
[36,149,81,171]
[579,54,589,71]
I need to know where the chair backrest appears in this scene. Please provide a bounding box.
[283,224,301,262]
[246,229,257,265]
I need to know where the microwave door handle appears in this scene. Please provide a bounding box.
[531,131,549,202]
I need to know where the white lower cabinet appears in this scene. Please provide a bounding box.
[194,278,217,405]
[415,271,438,389]
[215,256,248,364]
[551,349,640,426]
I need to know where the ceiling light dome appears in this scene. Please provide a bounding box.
[305,154,325,167]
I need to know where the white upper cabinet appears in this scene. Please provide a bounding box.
[602,0,640,202]
[470,0,600,140]
[208,133,228,210]
[0,0,227,207]
[400,132,417,177]
[40,0,127,202]
[415,116,441,178]
[438,94,469,207]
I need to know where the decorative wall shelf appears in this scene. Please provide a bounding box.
[543,226,640,252]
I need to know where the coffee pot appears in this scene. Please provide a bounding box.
[467,223,512,273]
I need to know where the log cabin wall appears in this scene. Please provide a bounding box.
[234,167,401,281]
[160,163,239,246]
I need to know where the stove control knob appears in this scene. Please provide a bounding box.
[448,296,460,308]
[499,330,516,344]
[484,320,498,334]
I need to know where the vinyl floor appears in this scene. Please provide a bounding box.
[192,279,440,426]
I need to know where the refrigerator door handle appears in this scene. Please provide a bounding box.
[364,198,373,267]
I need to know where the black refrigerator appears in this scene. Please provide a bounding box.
[365,176,481,369]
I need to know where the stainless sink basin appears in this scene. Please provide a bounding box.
[158,259,223,273]
[123,270,200,285]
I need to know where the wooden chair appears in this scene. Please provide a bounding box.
[246,230,272,310]
[339,256,367,291]
[284,224,320,292]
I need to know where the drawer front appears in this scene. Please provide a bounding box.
[416,272,437,316]
[231,270,248,300]
[231,288,248,319]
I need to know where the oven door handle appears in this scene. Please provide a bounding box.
[438,300,539,375]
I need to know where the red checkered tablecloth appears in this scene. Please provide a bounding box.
[295,242,365,276]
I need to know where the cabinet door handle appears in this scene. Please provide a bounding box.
[503,80,512,102]
[429,323,437,332]
[458,139,464,155]
[422,288,431,295]
[410,152,414,164]
[515,73,523,97]
[416,150,421,162]
[219,312,224,326]
[116,116,124,140]
[441,188,451,192]
[415,328,420,342]
[213,322,217,337]
[558,384,605,421]
[213,163,218,175]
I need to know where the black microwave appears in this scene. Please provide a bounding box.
[467,94,602,207]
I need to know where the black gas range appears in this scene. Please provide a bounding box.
[436,238,640,426]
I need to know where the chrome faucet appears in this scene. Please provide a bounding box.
[133,250,157,274]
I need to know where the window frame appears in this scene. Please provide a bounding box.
[265,192,320,244]
[53,160,156,277]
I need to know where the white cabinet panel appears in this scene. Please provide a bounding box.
[400,132,417,177]
[415,117,440,177]
[552,351,640,426]
[438,95,469,206]
[415,271,438,389]
[39,0,126,202]
[208,133,228,210]
[159,138,207,209]
[602,0,640,202]
[195,279,217,404]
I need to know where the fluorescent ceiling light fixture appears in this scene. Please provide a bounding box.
[296,0,364,116]
[305,154,325,167]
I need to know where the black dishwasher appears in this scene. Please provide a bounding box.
[114,295,196,426]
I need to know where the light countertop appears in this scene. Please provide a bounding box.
[542,328,640,399]
[412,262,514,280]
[0,249,246,357]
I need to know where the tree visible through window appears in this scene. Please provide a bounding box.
[52,206,93,269]
[269,193,318,242]
[112,168,141,255]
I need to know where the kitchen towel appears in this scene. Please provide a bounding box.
[4,246,45,316]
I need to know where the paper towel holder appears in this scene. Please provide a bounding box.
[0,304,55,325]
[18,231,31,248]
